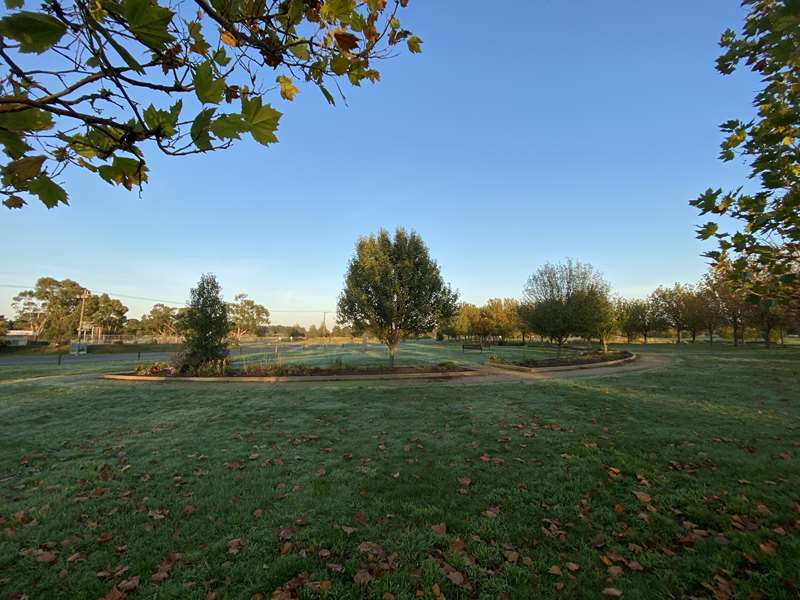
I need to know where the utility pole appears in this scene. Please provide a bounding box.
[77,290,91,345]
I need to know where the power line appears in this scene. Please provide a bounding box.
[0,283,334,312]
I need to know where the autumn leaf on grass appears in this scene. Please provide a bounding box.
[503,550,519,563]
[566,562,580,572]
[483,505,500,518]
[118,576,140,591]
[548,565,562,576]
[431,522,446,535]
[607,467,621,478]
[35,550,57,563]
[227,538,243,554]
[603,588,623,597]
[353,569,373,585]
[632,490,651,504]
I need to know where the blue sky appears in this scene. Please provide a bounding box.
[1,1,758,326]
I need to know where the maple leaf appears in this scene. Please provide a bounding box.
[333,32,359,51]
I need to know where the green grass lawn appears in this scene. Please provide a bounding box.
[1,345,798,599]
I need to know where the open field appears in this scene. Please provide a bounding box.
[1,344,798,599]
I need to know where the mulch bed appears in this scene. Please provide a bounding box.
[501,350,634,369]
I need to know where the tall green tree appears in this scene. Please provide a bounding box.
[651,284,691,343]
[228,293,270,343]
[140,303,179,337]
[14,277,87,343]
[691,0,799,306]
[0,0,422,210]
[11,290,46,336]
[181,273,229,369]
[84,293,128,334]
[337,228,458,367]
[522,259,610,353]
[705,264,749,346]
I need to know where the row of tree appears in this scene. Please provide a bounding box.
[440,260,799,350]
[7,280,275,345]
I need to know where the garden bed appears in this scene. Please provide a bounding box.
[489,349,636,372]
[104,361,481,383]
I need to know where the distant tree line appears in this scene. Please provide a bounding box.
[440,259,799,349]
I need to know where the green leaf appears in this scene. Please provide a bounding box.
[241,96,281,145]
[4,0,23,8]
[194,61,225,104]
[98,156,148,189]
[321,0,353,22]
[187,21,210,55]
[2,155,45,185]
[318,85,336,106]
[0,12,66,53]
[190,108,215,150]
[90,20,145,73]
[288,38,310,60]
[331,54,349,75]
[212,48,230,66]
[406,35,422,53]
[0,106,53,132]
[122,0,174,48]
[28,174,68,208]
[210,0,241,19]
[143,100,181,137]
[0,130,31,159]
[209,114,247,140]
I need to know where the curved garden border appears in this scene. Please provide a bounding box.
[486,352,638,374]
[102,369,483,384]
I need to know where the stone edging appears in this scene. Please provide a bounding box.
[487,353,638,374]
[102,370,483,384]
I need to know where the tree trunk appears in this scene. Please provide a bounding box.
[732,321,739,347]
[677,329,682,344]
[602,336,608,353]
[388,343,397,368]
[643,331,648,345]
[708,327,714,346]
[764,326,772,349]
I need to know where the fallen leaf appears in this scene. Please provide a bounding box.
[548,565,562,576]
[353,569,373,585]
[227,538,243,555]
[602,588,623,597]
[118,575,140,591]
[632,490,651,504]
[431,522,446,535]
